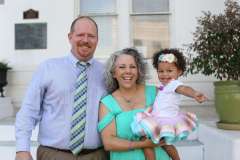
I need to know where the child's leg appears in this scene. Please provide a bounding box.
[162,145,180,160]
[143,147,155,160]
[140,136,155,160]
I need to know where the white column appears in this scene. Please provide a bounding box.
[169,0,176,47]
[0,97,13,119]
[116,0,131,49]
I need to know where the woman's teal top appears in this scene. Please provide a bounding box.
[98,85,170,160]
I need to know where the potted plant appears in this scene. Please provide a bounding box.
[0,61,12,97]
[187,0,240,130]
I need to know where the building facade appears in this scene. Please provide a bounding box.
[0,0,227,109]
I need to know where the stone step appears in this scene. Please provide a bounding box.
[199,121,240,160]
[0,140,203,160]
[0,141,38,160]
[0,124,38,141]
[0,117,38,160]
[176,140,204,160]
[0,129,203,160]
[0,111,206,160]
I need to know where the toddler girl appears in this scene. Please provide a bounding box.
[131,49,207,160]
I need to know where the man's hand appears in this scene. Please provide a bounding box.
[15,151,33,160]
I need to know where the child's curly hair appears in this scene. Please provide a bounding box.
[152,48,186,74]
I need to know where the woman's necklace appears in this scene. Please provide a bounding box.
[121,95,134,104]
[118,89,137,105]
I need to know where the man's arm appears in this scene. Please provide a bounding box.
[15,63,46,159]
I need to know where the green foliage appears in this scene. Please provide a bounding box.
[0,61,11,70]
[188,0,240,80]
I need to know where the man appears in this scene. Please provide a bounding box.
[15,16,108,160]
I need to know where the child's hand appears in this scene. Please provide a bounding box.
[145,106,153,113]
[194,91,207,103]
[158,139,167,146]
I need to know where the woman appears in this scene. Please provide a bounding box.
[98,48,170,160]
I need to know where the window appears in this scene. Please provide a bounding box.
[78,0,117,58]
[75,0,170,58]
[131,0,170,58]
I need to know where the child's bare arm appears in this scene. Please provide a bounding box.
[176,85,207,103]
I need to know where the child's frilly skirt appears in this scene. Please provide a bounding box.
[131,110,198,144]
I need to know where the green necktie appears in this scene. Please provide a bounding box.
[69,62,88,155]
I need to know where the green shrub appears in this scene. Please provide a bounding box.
[188,0,240,80]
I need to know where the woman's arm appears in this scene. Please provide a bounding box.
[99,103,161,151]
[175,85,207,103]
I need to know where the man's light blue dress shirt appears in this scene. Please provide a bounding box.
[15,53,106,152]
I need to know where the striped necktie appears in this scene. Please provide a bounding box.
[69,62,88,155]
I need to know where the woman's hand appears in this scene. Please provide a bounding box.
[141,137,166,148]
[143,138,157,148]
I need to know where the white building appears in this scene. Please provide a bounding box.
[1,0,240,160]
[0,0,226,109]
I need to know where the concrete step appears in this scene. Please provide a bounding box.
[0,121,203,160]
[199,121,240,160]
[0,117,38,141]
[176,140,204,160]
[0,139,203,160]
[0,111,207,160]
[0,117,38,160]
[0,141,38,160]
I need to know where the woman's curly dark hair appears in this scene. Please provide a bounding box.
[152,48,186,74]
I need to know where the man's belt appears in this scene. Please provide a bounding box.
[40,145,101,155]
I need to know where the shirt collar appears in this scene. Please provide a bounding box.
[68,52,93,67]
